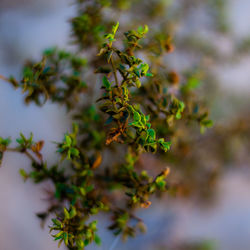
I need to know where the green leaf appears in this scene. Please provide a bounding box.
[143,25,149,34]
[179,101,185,111]
[202,119,213,128]
[52,218,62,227]
[134,69,140,77]
[112,21,119,35]
[176,112,182,119]
[79,187,86,196]
[86,185,94,193]
[90,220,97,230]
[64,208,70,220]
[69,147,79,157]
[94,234,102,245]
[19,168,29,181]
[146,72,153,77]
[54,231,63,238]
[69,207,77,218]
[158,139,171,152]
[63,232,69,245]
[133,111,141,122]
[76,238,84,248]
[155,177,166,189]
[16,138,24,145]
[65,135,72,146]
[0,137,11,146]
[137,25,149,35]
[135,80,141,88]
[187,77,201,89]
[84,239,90,246]
[43,47,56,56]
[147,129,156,140]
[54,235,63,241]
[102,76,111,90]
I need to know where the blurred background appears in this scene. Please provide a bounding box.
[0,0,250,249]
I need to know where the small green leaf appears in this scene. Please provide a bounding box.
[133,111,141,122]
[54,231,63,238]
[64,208,70,220]
[0,137,11,146]
[64,232,69,245]
[76,238,84,248]
[19,168,29,181]
[94,234,102,245]
[147,129,156,140]
[69,207,77,218]
[135,80,141,88]
[112,21,119,35]
[158,139,171,152]
[102,76,111,90]
[69,147,79,157]
[84,239,90,246]
[52,218,62,227]
[146,72,153,77]
[176,112,182,119]
[79,187,86,196]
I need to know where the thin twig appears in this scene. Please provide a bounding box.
[6,147,40,164]
[110,57,119,87]
[0,74,9,82]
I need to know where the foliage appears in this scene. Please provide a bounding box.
[0,0,228,249]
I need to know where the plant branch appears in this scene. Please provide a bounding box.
[6,147,41,165]
[110,57,119,87]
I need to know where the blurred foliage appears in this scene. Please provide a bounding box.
[0,0,250,249]
[153,239,216,250]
